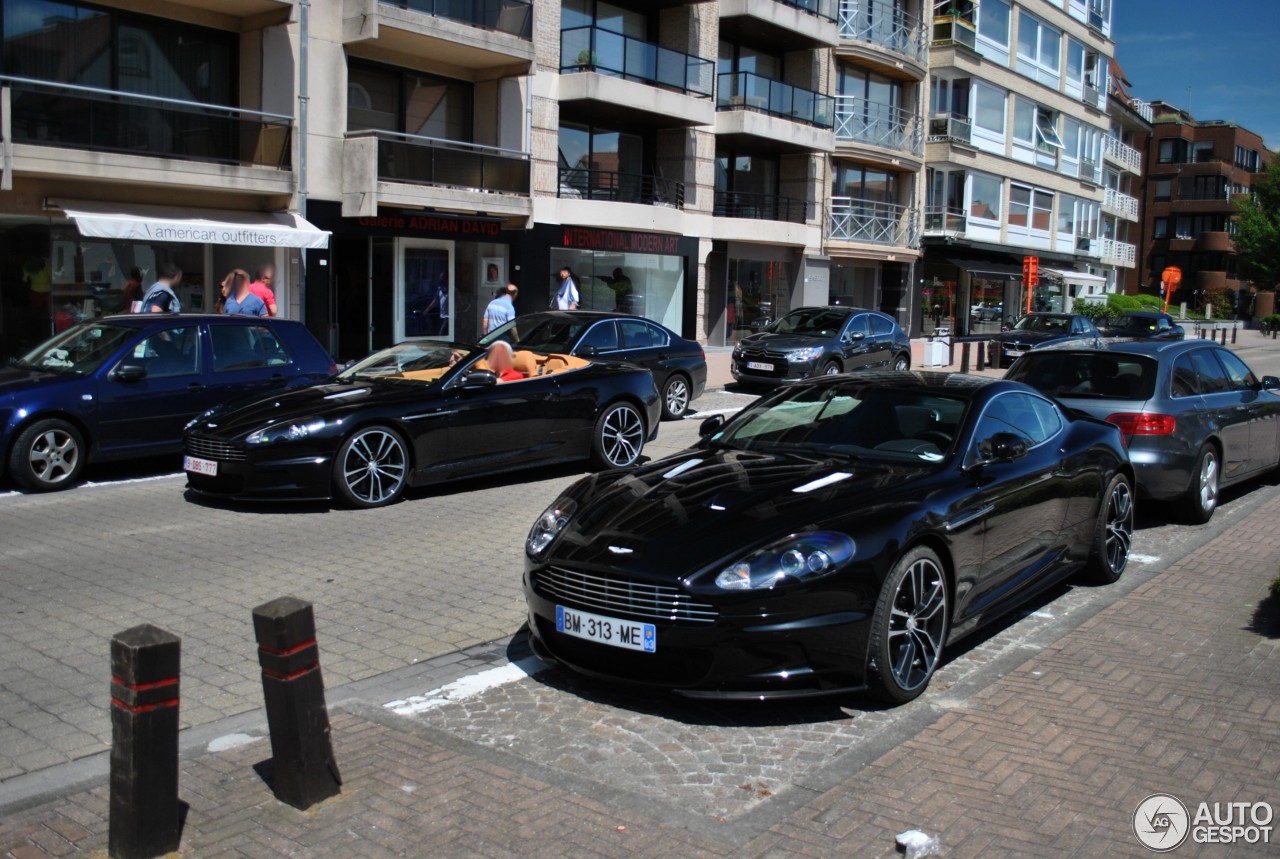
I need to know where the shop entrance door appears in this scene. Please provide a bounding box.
[398,239,454,341]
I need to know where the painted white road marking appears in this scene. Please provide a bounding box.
[384,657,543,716]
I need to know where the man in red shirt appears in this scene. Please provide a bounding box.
[248,265,279,317]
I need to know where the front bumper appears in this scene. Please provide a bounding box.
[184,437,333,500]
[523,563,874,699]
[730,357,817,386]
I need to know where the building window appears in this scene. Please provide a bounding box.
[1016,11,1060,85]
[976,0,1010,60]
[558,122,646,200]
[833,163,901,204]
[347,61,473,141]
[1190,140,1215,163]
[1153,179,1172,201]
[969,172,1002,222]
[972,81,1005,135]
[1034,108,1063,151]
[1009,185,1053,234]
[1065,38,1085,90]
[1013,97,1035,145]
[1158,138,1189,164]
[1153,217,1168,239]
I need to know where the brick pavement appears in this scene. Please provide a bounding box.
[2,477,1277,856]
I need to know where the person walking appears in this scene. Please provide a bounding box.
[483,283,518,334]
[554,266,579,310]
[122,267,144,312]
[139,264,183,313]
[247,265,279,316]
[222,269,267,316]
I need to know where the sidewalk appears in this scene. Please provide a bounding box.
[2,486,1277,855]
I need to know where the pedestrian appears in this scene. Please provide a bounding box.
[483,283,518,334]
[247,264,279,316]
[122,267,144,312]
[222,269,267,316]
[554,265,579,310]
[139,263,183,313]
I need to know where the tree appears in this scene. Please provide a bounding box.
[1234,154,1280,290]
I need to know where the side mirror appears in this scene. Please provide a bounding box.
[699,414,726,438]
[977,432,1029,464]
[845,331,865,341]
[113,363,147,383]
[577,345,598,357]
[1262,376,1280,391]
[460,369,497,389]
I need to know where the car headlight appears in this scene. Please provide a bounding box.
[527,497,578,556]
[184,407,219,432]
[715,532,856,591]
[787,346,825,362]
[732,345,745,359]
[245,418,326,445]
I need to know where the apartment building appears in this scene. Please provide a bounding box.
[1133,101,1273,314]
[919,0,1129,336]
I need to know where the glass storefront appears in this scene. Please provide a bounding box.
[550,247,684,333]
[724,257,791,344]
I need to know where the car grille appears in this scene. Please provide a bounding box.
[537,567,718,625]
[737,346,790,360]
[185,434,245,462]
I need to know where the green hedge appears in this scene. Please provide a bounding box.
[1135,293,1164,308]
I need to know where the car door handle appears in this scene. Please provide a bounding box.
[187,383,206,392]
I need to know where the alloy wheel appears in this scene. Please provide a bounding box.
[1197,450,1219,514]
[600,405,644,467]
[341,429,407,506]
[28,428,80,487]
[1103,478,1134,575]
[664,377,690,418]
[886,556,947,692]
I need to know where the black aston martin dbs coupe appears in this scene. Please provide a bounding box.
[182,341,661,508]
[523,372,1135,703]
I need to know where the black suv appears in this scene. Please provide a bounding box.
[731,306,911,387]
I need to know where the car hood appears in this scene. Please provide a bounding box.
[0,364,80,400]
[192,380,422,437]
[547,448,931,580]
[737,332,828,352]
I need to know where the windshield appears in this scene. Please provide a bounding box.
[712,382,967,464]
[338,342,471,385]
[1111,315,1160,332]
[1007,352,1157,400]
[18,323,135,375]
[768,308,852,337]
[479,317,592,353]
[1012,315,1072,333]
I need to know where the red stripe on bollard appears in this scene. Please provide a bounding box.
[111,697,179,714]
[257,638,318,658]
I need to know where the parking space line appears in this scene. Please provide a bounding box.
[384,657,544,716]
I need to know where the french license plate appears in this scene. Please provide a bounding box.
[556,605,655,653]
[183,455,218,476]
[1005,349,1025,358]
[746,361,774,371]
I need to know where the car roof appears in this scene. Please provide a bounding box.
[792,370,1013,399]
[1118,310,1170,318]
[1018,339,1218,358]
[94,313,297,327]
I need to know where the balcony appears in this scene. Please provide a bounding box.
[837,0,928,75]
[1099,238,1137,268]
[1102,136,1142,174]
[1102,188,1139,221]
[931,12,976,50]
[559,26,715,127]
[1195,231,1235,253]
[718,73,832,128]
[343,0,535,69]
[557,167,684,209]
[835,96,922,158]
[927,112,972,146]
[342,130,531,217]
[826,198,919,248]
[923,205,966,236]
[1127,96,1153,123]
[719,0,838,50]
[714,190,808,223]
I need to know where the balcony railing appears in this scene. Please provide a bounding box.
[826,198,919,247]
[923,205,966,235]
[1102,135,1142,174]
[931,12,976,50]
[714,190,808,223]
[382,0,533,38]
[1127,96,1153,123]
[1082,82,1102,109]
[0,75,291,168]
[354,130,529,193]
[777,0,838,22]
[717,72,833,128]
[558,167,684,208]
[927,112,971,145]
[1099,238,1136,267]
[834,96,921,155]
[1103,187,1139,221]
[838,0,928,64]
[560,26,713,98]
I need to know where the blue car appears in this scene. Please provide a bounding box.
[1,314,335,492]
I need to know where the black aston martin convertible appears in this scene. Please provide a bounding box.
[182,341,661,508]
[523,372,1134,703]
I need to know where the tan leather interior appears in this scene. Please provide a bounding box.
[511,350,540,376]
[391,352,591,383]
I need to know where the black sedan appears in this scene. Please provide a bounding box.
[987,313,1102,368]
[480,311,706,420]
[183,340,661,508]
[1007,340,1280,523]
[731,306,911,387]
[523,372,1134,702]
[1,315,335,492]
[1098,311,1185,340]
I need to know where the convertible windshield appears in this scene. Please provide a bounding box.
[18,323,134,375]
[480,317,592,353]
[1012,314,1071,332]
[338,343,470,384]
[768,308,853,337]
[713,382,967,463]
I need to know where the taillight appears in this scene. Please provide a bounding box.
[1104,412,1176,436]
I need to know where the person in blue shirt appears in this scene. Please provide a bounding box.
[221,269,267,316]
[483,283,518,333]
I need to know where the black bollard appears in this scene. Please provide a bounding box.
[959,341,971,374]
[1220,328,1227,346]
[109,625,181,859]
[252,597,341,810]
[977,341,987,372]
[1231,326,1237,344]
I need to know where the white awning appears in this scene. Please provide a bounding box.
[1042,266,1107,287]
[51,199,330,249]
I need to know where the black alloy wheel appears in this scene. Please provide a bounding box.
[591,402,646,469]
[867,546,949,704]
[1082,473,1134,584]
[333,426,409,508]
